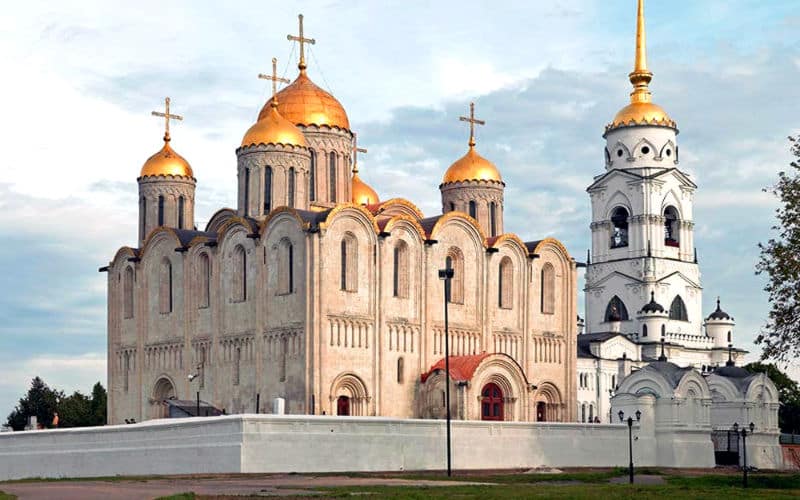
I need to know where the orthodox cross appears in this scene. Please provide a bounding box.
[287,14,315,70]
[151,97,183,141]
[351,133,367,174]
[258,57,290,105]
[459,101,485,147]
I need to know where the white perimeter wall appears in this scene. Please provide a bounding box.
[0,414,717,481]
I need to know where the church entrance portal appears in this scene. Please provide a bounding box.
[337,396,350,416]
[537,402,547,422]
[152,377,176,419]
[480,383,504,421]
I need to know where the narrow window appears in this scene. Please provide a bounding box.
[499,257,513,309]
[642,324,648,337]
[604,296,629,321]
[610,207,629,248]
[198,253,210,308]
[309,150,316,202]
[329,152,337,201]
[669,296,688,321]
[123,352,130,392]
[244,169,250,214]
[123,266,134,319]
[397,357,404,384]
[233,346,241,386]
[340,234,358,292]
[158,196,165,226]
[280,337,288,382]
[288,167,296,207]
[178,196,185,229]
[540,263,555,314]
[449,202,455,212]
[264,166,272,213]
[278,239,294,294]
[340,239,347,291]
[661,324,666,338]
[393,241,409,298]
[445,248,464,304]
[727,331,731,343]
[140,196,147,241]
[232,245,247,302]
[490,202,497,237]
[159,259,172,314]
[468,200,477,219]
[288,243,294,293]
[664,206,680,247]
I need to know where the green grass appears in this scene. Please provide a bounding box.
[665,474,800,490]
[155,494,195,500]
[0,492,16,500]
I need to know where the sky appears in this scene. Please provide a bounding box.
[0,0,798,418]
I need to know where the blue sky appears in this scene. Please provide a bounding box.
[0,0,798,418]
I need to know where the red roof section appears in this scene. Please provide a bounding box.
[420,353,490,383]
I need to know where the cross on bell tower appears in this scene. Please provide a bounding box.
[258,57,290,106]
[287,14,316,71]
[151,97,183,142]
[459,102,485,148]
[351,133,367,174]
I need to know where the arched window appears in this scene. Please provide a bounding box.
[642,324,648,337]
[233,346,241,386]
[244,169,250,214]
[159,258,172,314]
[498,256,513,309]
[178,196,185,229]
[329,152,337,201]
[669,296,688,321]
[393,241,409,298]
[397,357,404,384]
[288,167,296,207]
[664,206,679,247]
[480,383,503,421]
[610,206,629,248]
[264,166,272,213]
[232,245,247,302]
[604,296,629,322]
[661,324,666,338]
[727,331,731,343]
[468,200,477,219]
[449,202,455,212]
[280,336,288,382]
[198,253,210,308]
[340,233,357,292]
[589,404,594,422]
[309,150,316,202]
[140,196,147,242]
[489,202,497,237]
[540,263,555,314]
[581,403,587,423]
[445,248,464,304]
[123,266,134,319]
[157,195,165,226]
[278,239,294,295]
[611,375,616,389]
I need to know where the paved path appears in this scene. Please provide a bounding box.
[0,474,488,500]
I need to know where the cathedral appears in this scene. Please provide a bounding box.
[103,16,578,424]
[577,0,746,423]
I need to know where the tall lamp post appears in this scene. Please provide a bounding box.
[438,266,454,477]
[188,362,204,417]
[733,422,755,488]
[618,409,642,484]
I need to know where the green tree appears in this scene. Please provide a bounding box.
[745,362,800,434]
[90,382,107,426]
[5,377,62,431]
[756,136,800,361]
[57,391,93,428]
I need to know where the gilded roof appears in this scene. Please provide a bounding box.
[260,70,350,130]
[442,146,502,185]
[140,138,193,178]
[241,105,307,148]
[351,172,379,205]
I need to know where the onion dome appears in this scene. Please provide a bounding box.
[140,135,193,178]
[352,171,379,205]
[707,298,733,321]
[260,70,349,130]
[606,0,676,132]
[241,104,307,148]
[442,146,502,185]
[640,291,665,314]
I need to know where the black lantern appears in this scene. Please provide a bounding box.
[618,410,625,422]
[749,422,755,433]
[635,409,642,421]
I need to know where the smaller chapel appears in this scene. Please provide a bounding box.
[103,16,578,424]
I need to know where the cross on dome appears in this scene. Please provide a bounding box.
[459,102,485,148]
[258,57,291,107]
[351,133,367,174]
[151,97,183,141]
[287,14,316,71]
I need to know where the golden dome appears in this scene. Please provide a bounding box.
[260,70,349,130]
[140,137,193,178]
[442,146,502,185]
[241,104,307,148]
[351,171,379,205]
[606,0,676,133]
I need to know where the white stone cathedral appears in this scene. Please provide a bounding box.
[103,17,578,424]
[578,0,745,423]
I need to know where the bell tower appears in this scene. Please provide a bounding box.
[584,0,703,344]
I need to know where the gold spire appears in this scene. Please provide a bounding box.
[151,97,183,142]
[628,0,653,105]
[459,102,485,148]
[287,14,316,72]
[259,57,290,107]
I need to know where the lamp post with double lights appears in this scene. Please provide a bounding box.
[438,266,454,477]
[618,409,642,484]
[733,422,755,488]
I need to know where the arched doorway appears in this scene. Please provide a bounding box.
[152,377,176,419]
[537,402,547,422]
[480,383,504,421]
[337,396,350,416]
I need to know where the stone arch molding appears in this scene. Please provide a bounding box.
[605,191,633,220]
[150,374,177,419]
[676,371,711,400]
[329,372,370,416]
[472,353,531,421]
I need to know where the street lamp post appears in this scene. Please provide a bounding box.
[438,266,454,477]
[188,362,204,417]
[733,422,755,488]
[618,409,642,484]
